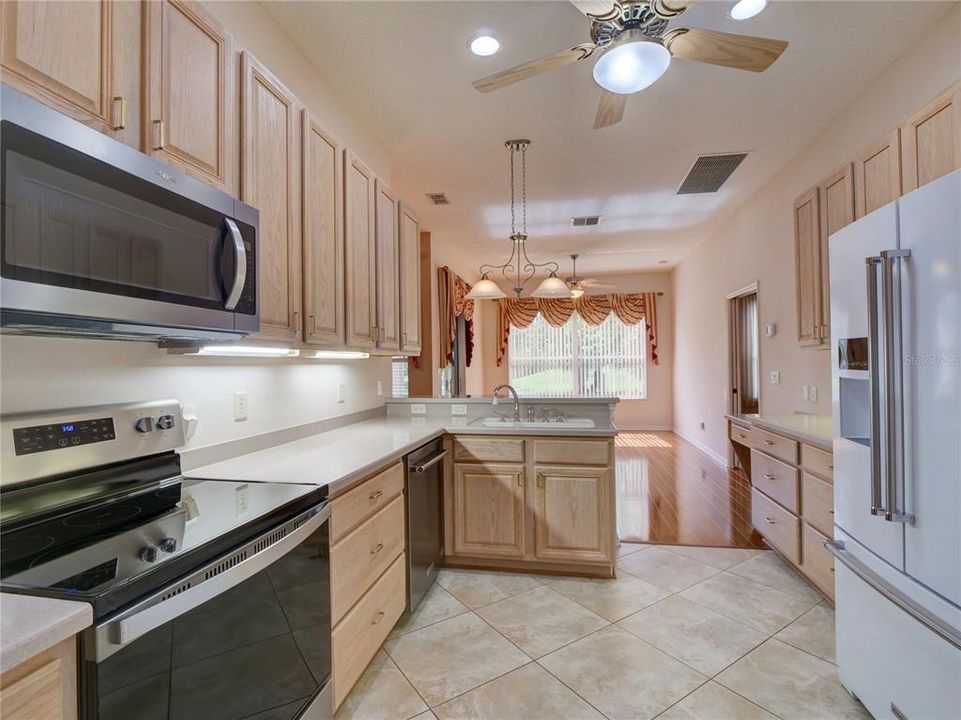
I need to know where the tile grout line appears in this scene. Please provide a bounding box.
[373,646,434,719]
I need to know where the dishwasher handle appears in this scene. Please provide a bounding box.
[410,449,448,474]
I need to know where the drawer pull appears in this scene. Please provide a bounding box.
[371,610,386,625]
[765,517,776,524]
[370,543,384,556]
[763,440,775,446]
[369,489,384,502]
[829,509,835,515]
[764,473,776,480]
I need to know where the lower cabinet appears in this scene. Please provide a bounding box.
[452,463,526,559]
[533,465,611,563]
[0,636,78,720]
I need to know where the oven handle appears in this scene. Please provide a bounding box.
[223,218,247,311]
[410,449,448,474]
[98,502,329,658]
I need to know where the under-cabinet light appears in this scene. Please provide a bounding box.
[303,351,371,360]
[191,345,300,358]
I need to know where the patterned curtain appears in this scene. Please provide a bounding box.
[438,266,475,367]
[496,293,658,366]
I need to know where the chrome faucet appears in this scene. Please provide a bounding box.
[492,384,521,423]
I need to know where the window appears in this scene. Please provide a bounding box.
[508,313,647,399]
[391,357,409,398]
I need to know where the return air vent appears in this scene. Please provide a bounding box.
[571,216,601,227]
[677,153,748,194]
[426,193,450,205]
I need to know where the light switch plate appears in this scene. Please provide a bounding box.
[410,403,427,415]
[337,384,346,404]
[376,381,383,397]
[770,371,781,385]
[810,386,818,402]
[451,404,468,416]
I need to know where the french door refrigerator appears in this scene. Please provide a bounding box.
[828,169,961,720]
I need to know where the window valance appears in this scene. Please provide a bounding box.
[496,293,658,366]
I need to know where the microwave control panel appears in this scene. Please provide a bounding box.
[13,418,116,456]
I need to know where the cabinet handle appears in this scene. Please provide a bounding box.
[153,120,165,150]
[370,611,386,626]
[111,96,127,130]
[536,472,545,489]
[828,464,834,470]
[309,315,316,334]
[369,489,384,502]
[517,474,523,488]
[293,311,301,332]
[764,473,776,480]
[829,509,835,515]
[764,517,776,524]
[370,542,384,556]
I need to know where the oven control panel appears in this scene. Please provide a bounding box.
[13,417,116,456]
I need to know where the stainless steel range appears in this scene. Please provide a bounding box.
[0,401,331,720]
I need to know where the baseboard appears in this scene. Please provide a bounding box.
[615,424,673,432]
[672,428,730,469]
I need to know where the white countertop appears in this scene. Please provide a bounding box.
[186,416,617,493]
[1,593,92,673]
[733,413,833,449]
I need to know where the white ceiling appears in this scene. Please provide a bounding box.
[263,0,952,275]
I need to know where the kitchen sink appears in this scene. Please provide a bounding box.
[471,417,596,429]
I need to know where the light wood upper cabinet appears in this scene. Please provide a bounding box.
[302,110,344,347]
[533,465,611,563]
[345,151,377,349]
[855,130,902,218]
[0,0,140,146]
[144,0,234,189]
[452,463,526,559]
[901,82,961,193]
[398,202,422,355]
[794,187,821,346]
[241,52,301,340]
[375,180,401,352]
[817,163,854,342]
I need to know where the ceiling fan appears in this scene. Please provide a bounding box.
[471,0,788,129]
[565,254,616,297]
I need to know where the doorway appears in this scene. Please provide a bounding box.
[728,284,760,416]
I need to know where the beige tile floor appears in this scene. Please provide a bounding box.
[336,544,870,720]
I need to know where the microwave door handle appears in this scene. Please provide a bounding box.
[223,218,247,310]
[866,255,884,516]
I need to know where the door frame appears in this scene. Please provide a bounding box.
[726,281,761,468]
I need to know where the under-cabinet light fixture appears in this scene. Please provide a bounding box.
[190,345,300,358]
[303,351,371,360]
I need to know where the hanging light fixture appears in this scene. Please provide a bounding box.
[467,139,571,300]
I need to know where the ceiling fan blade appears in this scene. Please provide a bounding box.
[651,0,697,19]
[663,28,788,72]
[594,91,628,129]
[472,44,595,93]
[569,1,621,21]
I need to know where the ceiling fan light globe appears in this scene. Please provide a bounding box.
[532,275,575,298]
[466,277,507,300]
[730,0,768,21]
[592,39,671,95]
[469,34,501,57]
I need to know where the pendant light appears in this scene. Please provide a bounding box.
[466,140,572,300]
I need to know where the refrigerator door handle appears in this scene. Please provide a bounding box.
[866,255,885,516]
[880,249,913,524]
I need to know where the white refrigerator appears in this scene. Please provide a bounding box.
[829,169,961,720]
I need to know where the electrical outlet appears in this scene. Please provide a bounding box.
[451,404,468,416]
[810,385,818,402]
[233,391,248,422]
[376,380,383,397]
[235,484,249,516]
[410,403,427,415]
[337,383,346,404]
[802,385,809,401]
[770,371,781,385]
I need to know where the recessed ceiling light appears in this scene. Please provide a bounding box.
[469,34,501,57]
[730,0,768,21]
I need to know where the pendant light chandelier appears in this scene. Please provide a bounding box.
[466,139,572,300]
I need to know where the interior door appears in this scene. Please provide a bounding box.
[900,171,961,605]
[452,463,525,559]
[829,202,904,570]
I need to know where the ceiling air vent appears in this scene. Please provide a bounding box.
[677,152,748,194]
[571,215,601,227]
[426,193,450,205]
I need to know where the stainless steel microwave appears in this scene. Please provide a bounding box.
[0,86,258,341]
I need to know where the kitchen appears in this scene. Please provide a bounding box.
[0,1,959,720]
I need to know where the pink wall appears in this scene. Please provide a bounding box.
[672,6,961,463]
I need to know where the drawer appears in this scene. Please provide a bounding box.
[331,494,405,624]
[454,436,525,463]
[752,488,799,564]
[533,439,609,466]
[749,427,798,465]
[800,444,834,481]
[331,462,404,543]
[332,552,406,710]
[802,523,835,599]
[729,423,751,445]
[802,472,834,536]
[751,449,800,513]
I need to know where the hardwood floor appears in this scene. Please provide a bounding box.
[616,432,764,549]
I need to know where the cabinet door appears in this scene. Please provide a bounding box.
[302,110,344,347]
[398,202,422,355]
[144,0,233,189]
[533,466,611,563]
[0,636,77,720]
[0,0,128,137]
[817,163,854,343]
[344,151,377,348]
[452,463,525,559]
[793,187,822,345]
[854,130,902,218]
[901,82,961,193]
[375,180,401,352]
[241,53,301,340]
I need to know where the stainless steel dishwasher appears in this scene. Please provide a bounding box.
[405,439,446,613]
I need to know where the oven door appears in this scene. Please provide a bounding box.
[0,86,257,339]
[82,503,331,720]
